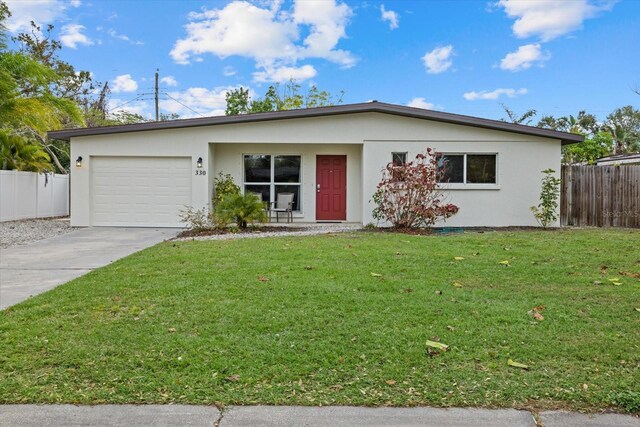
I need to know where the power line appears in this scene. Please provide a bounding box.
[161,91,205,117]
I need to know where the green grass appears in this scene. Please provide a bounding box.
[1,229,639,413]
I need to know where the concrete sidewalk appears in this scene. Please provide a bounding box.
[0,405,637,427]
[0,227,180,310]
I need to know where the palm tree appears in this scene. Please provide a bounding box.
[500,103,537,125]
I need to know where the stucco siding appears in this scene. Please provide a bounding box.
[69,112,562,227]
[213,143,362,222]
[362,139,561,227]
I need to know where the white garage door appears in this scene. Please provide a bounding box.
[91,156,192,227]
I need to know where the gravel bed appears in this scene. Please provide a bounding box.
[0,217,75,249]
[174,223,362,242]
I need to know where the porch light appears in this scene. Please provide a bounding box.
[197,157,203,168]
[76,156,83,167]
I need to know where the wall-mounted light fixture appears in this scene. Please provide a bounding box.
[197,157,203,168]
[76,156,83,167]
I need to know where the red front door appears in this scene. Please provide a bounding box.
[316,155,347,221]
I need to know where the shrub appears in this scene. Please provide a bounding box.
[213,172,241,207]
[215,192,267,229]
[530,168,561,228]
[372,150,459,228]
[179,206,218,231]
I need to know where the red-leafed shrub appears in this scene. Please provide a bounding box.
[372,149,459,228]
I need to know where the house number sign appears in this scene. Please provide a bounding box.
[195,170,207,175]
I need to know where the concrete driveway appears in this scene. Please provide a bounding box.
[0,227,181,310]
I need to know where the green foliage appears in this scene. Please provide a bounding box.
[530,168,561,228]
[605,105,640,154]
[0,4,85,173]
[538,110,599,136]
[609,391,640,413]
[500,103,537,125]
[372,150,459,228]
[225,80,343,115]
[562,131,614,164]
[215,192,266,229]
[213,172,241,207]
[0,130,52,172]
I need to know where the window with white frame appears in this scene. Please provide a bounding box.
[437,153,497,184]
[243,154,302,211]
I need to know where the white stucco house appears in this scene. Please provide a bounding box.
[48,102,582,228]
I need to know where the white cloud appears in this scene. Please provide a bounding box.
[171,0,355,81]
[70,0,81,7]
[111,74,138,93]
[107,28,144,45]
[160,76,178,87]
[422,45,454,74]
[407,97,435,110]
[160,86,239,118]
[4,0,71,32]
[463,88,528,101]
[292,0,355,66]
[497,0,615,42]
[500,43,550,71]
[380,5,399,29]
[223,66,237,76]
[253,64,317,83]
[59,24,93,49]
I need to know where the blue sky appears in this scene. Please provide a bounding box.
[4,0,639,121]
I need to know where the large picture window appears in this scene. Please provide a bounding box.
[244,154,302,211]
[437,153,497,184]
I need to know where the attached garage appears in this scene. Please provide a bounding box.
[91,157,191,227]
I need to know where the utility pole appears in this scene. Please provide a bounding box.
[154,69,159,121]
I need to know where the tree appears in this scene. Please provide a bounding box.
[562,131,613,164]
[500,103,537,125]
[371,150,459,228]
[225,80,343,115]
[0,2,84,173]
[604,105,640,154]
[537,111,599,137]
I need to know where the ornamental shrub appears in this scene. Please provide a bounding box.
[215,192,267,229]
[213,172,241,207]
[372,149,459,228]
[530,168,561,228]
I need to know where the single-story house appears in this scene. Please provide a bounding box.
[48,102,582,228]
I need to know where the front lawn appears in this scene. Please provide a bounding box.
[1,229,638,413]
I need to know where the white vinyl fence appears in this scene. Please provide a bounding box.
[0,170,69,222]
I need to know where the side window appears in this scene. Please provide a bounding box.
[437,154,464,183]
[392,152,407,166]
[437,154,496,184]
[467,155,496,183]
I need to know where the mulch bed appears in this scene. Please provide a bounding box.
[177,226,309,238]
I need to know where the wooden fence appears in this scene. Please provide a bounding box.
[561,165,640,228]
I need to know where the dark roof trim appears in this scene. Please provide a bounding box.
[48,101,584,145]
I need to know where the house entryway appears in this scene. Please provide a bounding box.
[315,155,347,221]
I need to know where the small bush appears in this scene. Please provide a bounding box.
[215,192,267,229]
[372,150,459,228]
[530,168,561,228]
[179,206,218,231]
[213,172,241,207]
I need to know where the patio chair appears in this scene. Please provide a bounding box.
[270,192,294,223]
